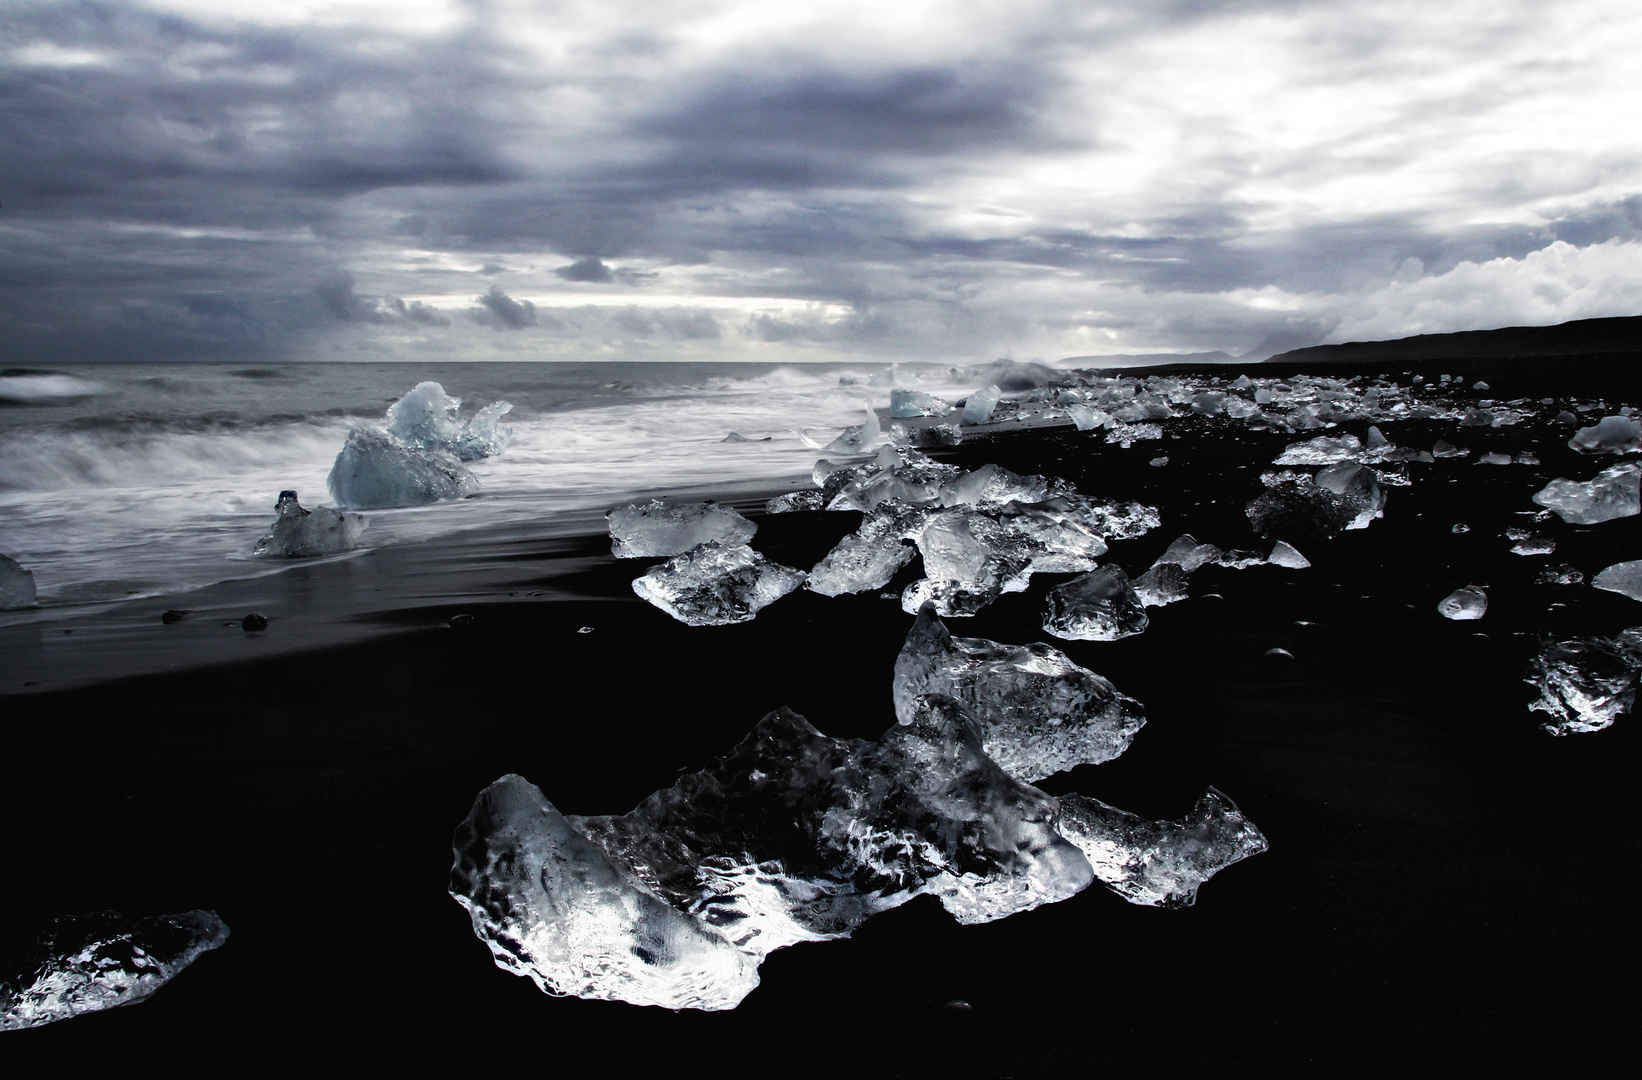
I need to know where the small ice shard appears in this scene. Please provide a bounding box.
[1438,586,1488,620]
[0,910,228,1031]
[1592,560,1642,601]
[893,606,1145,780]
[1526,637,1638,735]
[252,490,365,558]
[1152,534,1223,573]
[1516,451,1540,465]
[327,428,479,509]
[1218,549,1265,569]
[1569,415,1642,455]
[456,400,514,461]
[889,389,951,418]
[961,385,1003,425]
[1477,451,1512,465]
[1537,564,1584,585]
[1055,789,1268,908]
[1043,564,1149,641]
[1273,433,1362,465]
[1452,523,1471,534]
[721,431,771,443]
[806,503,926,596]
[1505,527,1555,556]
[1473,381,1490,390]
[386,381,465,450]
[0,553,37,610]
[1066,404,1101,430]
[1132,563,1189,607]
[822,405,881,454]
[900,509,1031,617]
[1267,541,1310,569]
[1531,462,1642,524]
[907,423,962,448]
[1432,440,1469,458]
[631,542,805,625]
[1149,456,1169,467]
[766,490,825,513]
[1312,462,1385,529]
[1104,422,1162,446]
[607,500,757,558]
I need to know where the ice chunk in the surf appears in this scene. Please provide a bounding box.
[327,428,479,509]
[1592,560,1642,601]
[1055,790,1268,908]
[822,405,881,454]
[1437,586,1488,620]
[0,553,37,610]
[1432,440,1469,458]
[607,500,757,558]
[961,384,1002,425]
[1268,541,1310,568]
[1537,564,1584,585]
[0,910,228,1031]
[1043,564,1149,641]
[452,699,1094,1011]
[1133,562,1189,607]
[1526,637,1638,735]
[766,489,825,513]
[806,503,927,596]
[1153,534,1223,573]
[721,431,771,443]
[1532,462,1642,524]
[1313,462,1385,529]
[1505,527,1555,556]
[892,607,1145,780]
[1569,415,1642,455]
[889,389,951,418]
[386,381,465,450]
[252,490,365,558]
[631,542,804,625]
[456,400,514,461]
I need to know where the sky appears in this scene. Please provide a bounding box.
[2,0,1641,365]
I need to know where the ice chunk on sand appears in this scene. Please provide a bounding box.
[0,910,228,1031]
[1569,415,1642,455]
[893,606,1146,780]
[1267,541,1310,569]
[1532,462,1642,524]
[1438,586,1488,620]
[806,503,926,596]
[906,422,962,448]
[387,380,465,450]
[0,553,37,609]
[1537,564,1584,585]
[456,400,514,461]
[1132,563,1189,607]
[1153,534,1223,573]
[252,490,365,558]
[451,699,1095,1011]
[327,428,479,509]
[937,463,1059,511]
[1526,637,1638,735]
[961,384,1002,425]
[1056,790,1268,908]
[1245,481,1354,542]
[1066,404,1102,430]
[1044,564,1149,641]
[631,542,804,625]
[1505,527,1555,556]
[900,509,1033,617]
[1592,559,1642,601]
[1432,440,1469,458]
[1313,462,1385,529]
[607,500,757,558]
[889,389,951,418]
[766,490,824,513]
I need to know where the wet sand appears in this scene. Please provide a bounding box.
[1,359,1634,1071]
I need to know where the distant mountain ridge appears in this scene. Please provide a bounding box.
[1267,315,1642,365]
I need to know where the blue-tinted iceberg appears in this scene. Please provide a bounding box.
[327,428,479,510]
[252,490,365,557]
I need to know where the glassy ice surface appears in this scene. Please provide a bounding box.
[1505,527,1556,556]
[1526,637,1639,735]
[1133,563,1189,607]
[893,606,1145,780]
[1592,559,1642,601]
[252,490,365,558]
[607,500,757,558]
[1267,541,1311,569]
[962,384,1002,425]
[456,400,515,461]
[1056,790,1269,908]
[631,541,805,625]
[385,380,465,450]
[1066,404,1101,430]
[1437,586,1488,620]
[1312,462,1386,530]
[0,910,228,1031]
[1532,462,1642,524]
[765,490,825,514]
[327,428,479,509]
[451,697,1095,1011]
[1568,415,1642,455]
[1043,564,1149,641]
[821,406,882,455]
[806,503,926,596]
[1537,564,1585,585]
[1432,440,1469,458]
[889,389,951,418]
[1245,481,1354,542]
[0,553,37,609]
[1153,534,1224,573]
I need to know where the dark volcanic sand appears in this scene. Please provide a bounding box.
[1,358,1635,1072]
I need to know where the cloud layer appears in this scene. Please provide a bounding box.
[2,0,1639,363]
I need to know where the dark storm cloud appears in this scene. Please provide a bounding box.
[316,269,387,323]
[472,285,537,329]
[554,257,614,283]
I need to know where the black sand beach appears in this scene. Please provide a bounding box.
[1,357,1636,1073]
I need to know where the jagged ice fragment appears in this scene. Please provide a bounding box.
[1592,559,1642,601]
[1526,637,1639,735]
[252,490,365,558]
[0,553,37,609]
[1043,564,1149,641]
[1532,462,1642,524]
[1438,586,1488,620]
[327,428,479,509]
[632,542,804,625]
[607,500,757,558]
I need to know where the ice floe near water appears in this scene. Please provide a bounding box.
[0,910,228,1030]
[0,553,37,609]
[252,490,365,558]
[326,381,512,509]
[607,500,756,558]
[1532,462,1642,524]
[631,541,805,625]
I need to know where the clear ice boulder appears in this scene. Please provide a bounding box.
[631,541,805,625]
[607,500,757,558]
[252,490,366,558]
[1043,564,1149,641]
[1531,462,1641,524]
[327,428,479,510]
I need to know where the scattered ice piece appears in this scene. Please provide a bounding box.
[938,463,1057,512]
[0,910,228,1031]
[1066,404,1102,430]
[1218,549,1265,569]
[1264,647,1294,661]
[607,500,756,558]
[631,542,804,625]
[456,400,514,461]
[806,503,925,596]
[1153,533,1223,573]
[0,553,37,610]
[1452,523,1471,534]
[1043,565,1149,641]
[327,428,479,509]
[1432,440,1469,458]
[893,606,1145,780]
[1267,541,1310,569]
[1477,451,1512,465]
[1273,433,1362,465]
[1132,563,1189,607]
[1505,527,1555,556]
[889,389,951,418]
[1473,381,1490,390]
[1569,415,1642,455]
[1438,586,1488,620]
[252,490,365,558]
[1055,789,1268,908]
[1526,637,1638,735]
[1592,560,1642,601]
[1191,391,1225,415]
[765,490,824,513]
[1536,564,1584,585]
[961,385,1002,425]
[1313,462,1385,529]
[1531,462,1642,524]
[818,405,882,455]
[721,431,769,443]
[1149,456,1169,467]
[907,423,962,448]
[1245,482,1352,542]
[1555,410,1579,424]
[387,381,465,450]
[1516,451,1540,465]
[1104,422,1161,447]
